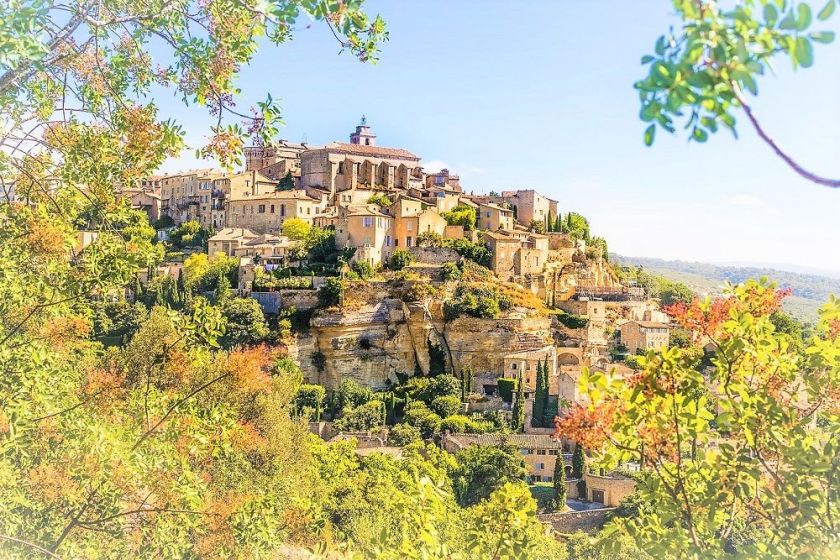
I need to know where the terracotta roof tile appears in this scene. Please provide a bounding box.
[326,142,420,160]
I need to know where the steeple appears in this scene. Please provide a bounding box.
[350,115,376,146]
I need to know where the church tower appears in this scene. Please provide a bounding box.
[349,115,377,146]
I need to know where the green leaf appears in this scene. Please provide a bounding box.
[644,124,656,146]
[764,3,779,25]
[655,35,666,56]
[641,54,655,64]
[795,36,815,67]
[779,8,798,29]
[810,31,835,43]
[692,127,709,142]
[818,0,836,20]
[734,70,758,95]
[796,3,813,30]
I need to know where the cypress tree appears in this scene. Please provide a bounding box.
[542,356,551,421]
[131,275,143,303]
[177,268,186,298]
[546,211,554,232]
[511,374,525,433]
[572,443,586,479]
[555,213,562,233]
[533,360,545,428]
[553,451,567,510]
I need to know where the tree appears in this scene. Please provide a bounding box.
[557,280,840,558]
[564,212,590,242]
[553,452,567,510]
[333,400,385,432]
[441,204,477,231]
[430,395,462,418]
[659,280,695,306]
[511,373,525,433]
[336,379,375,411]
[388,423,422,446]
[571,443,586,479]
[276,171,295,191]
[282,217,312,243]
[388,248,415,271]
[295,384,326,419]
[640,0,840,188]
[541,356,551,420]
[451,443,527,506]
[533,360,546,427]
[220,296,269,348]
[554,213,563,233]
[319,277,343,307]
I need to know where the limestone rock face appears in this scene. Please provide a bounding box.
[297,298,552,391]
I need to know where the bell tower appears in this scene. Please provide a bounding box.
[349,114,377,146]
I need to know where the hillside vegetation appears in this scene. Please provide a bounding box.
[612,255,840,322]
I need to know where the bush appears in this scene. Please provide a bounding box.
[333,400,385,432]
[444,237,491,268]
[388,423,422,446]
[337,379,374,411]
[319,277,343,307]
[556,310,589,330]
[443,283,511,320]
[430,395,462,417]
[441,204,477,231]
[441,261,462,281]
[388,249,415,271]
[576,479,587,501]
[439,414,468,434]
[413,411,442,439]
[352,259,375,279]
[220,297,269,349]
[168,220,210,249]
[419,374,461,404]
[367,193,393,207]
[295,384,326,415]
[497,378,517,403]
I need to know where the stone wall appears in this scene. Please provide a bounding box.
[407,246,462,265]
[279,289,320,311]
[584,473,637,507]
[538,508,614,534]
[251,291,281,314]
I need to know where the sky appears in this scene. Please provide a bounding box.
[157,0,840,274]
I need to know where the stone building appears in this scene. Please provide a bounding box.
[226,189,323,234]
[389,196,448,249]
[424,168,461,192]
[208,227,259,256]
[482,230,549,282]
[497,189,558,226]
[476,201,514,231]
[243,140,309,181]
[129,189,164,222]
[208,227,292,266]
[620,320,670,353]
[334,204,394,266]
[442,433,572,483]
[300,121,423,197]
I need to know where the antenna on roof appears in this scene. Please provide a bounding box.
[360,114,367,126]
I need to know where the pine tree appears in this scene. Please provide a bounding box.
[553,452,567,510]
[277,171,294,191]
[131,275,143,303]
[177,268,186,299]
[533,360,545,428]
[547,210,554,232]
[554,213,562,233]
[511,374,525,433]
[572,443,586,479]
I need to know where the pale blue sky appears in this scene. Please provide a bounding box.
[158,0,840,273]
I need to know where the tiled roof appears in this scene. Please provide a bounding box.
[445,433,564,449]
[633,321,670,329]
[209,227,257,241]
[234,190,319,202]
[325,142,420,160]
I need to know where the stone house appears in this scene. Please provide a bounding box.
[389,196,447,249]
[501,345,557,391]
[226,189,323,234]
[476,201,514,231]
[442,433,573,483]
[497,189,558,226]
[129,189,164,222]
[482,230,550,282]
[244,140,308,180]
[620,320,670,353]
[208,227,259,256]
[424,168,461,192]
[334,204,394,266]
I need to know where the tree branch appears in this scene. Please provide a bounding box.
[731,84,840,188]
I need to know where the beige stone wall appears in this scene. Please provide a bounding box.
[477,203,514,231]
[620,322,670,353]
[584,473,636,507]
[227,194,321,234]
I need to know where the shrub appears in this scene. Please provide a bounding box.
[337,379,374,411]
[417,231,443,247]
[352,259,375,279]
[388,423,422,446]
[431,395,462,417]
[295,384,326,419]
[220,297,269,349]
[439,415,468,434]
[388,249,415,271]
[443,283,511,320]
[333,400,385,432]
[419,374,461,403]
[441,261,462,281]
[414,411,442,439]
[556,310,589,330]
[497,378,517,403]
[577,479,587,501]
[441,204,477,231]
[319,277,343,306]
[367,193,393,207]
[444,237,491,268]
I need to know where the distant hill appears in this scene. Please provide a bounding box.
[611,255,840,323]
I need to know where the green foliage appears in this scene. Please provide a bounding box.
[167,220,210,249]
[441,204,477,231]
[589,236,609,260]
[336,379,375,411]
[351,259,375,279]
[403,401,442,438]
[388,423,422,446]
[511,374,525,432]
[276,170,294,191]
[183,251,238,293]
[497,377,518,403]
[637,0,836,148]
[427,340,448,376]
[91,299,149,344]
[153,215,175,229]
[388,248,415,271]
[563,212,590,241]
[659,280,695,306]
[419,374,461,404]
[319,277,343,307]
[443,282,512,320]
[446,237,492,268]
[295,383,326,418]
[557,310,589,329]
[430,395,462,418]
[367,192,393,207]
[333,399,385,432]
[533,360,546,428]
[451,442,527,506]
[219,296,269,349]
[553,452,567,509]
[441,261,462,281]
[572,444,586,479]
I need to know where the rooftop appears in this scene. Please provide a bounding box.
[444,433,563,450]
[324,142,420,160]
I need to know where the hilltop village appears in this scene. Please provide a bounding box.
[122,119,679,513]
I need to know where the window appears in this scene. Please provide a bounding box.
[521,449,533,455]
[363,216,373,228]
[545,476,553,482]
[270,204,275,213]
[536,462,545,470]
[365,138,370,145]
[407,221,413,231]
[548,450,559,455]
[406,236,413,247]
[511,363,517,370]
[386,235,392,247]
[337,161,345,174]
[485,211,491,218]
[536,449,546,456]
[281,204,286,217]
[394,239,399,247]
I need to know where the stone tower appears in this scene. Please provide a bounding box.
[349,115,377,146]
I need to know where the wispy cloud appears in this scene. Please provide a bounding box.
[423,160,448,173]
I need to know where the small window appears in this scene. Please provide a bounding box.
[270,204,275,213]
[537,449,547,456]
[281,204,286,217]
[338,161,345,174]
[363,216,373,228]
